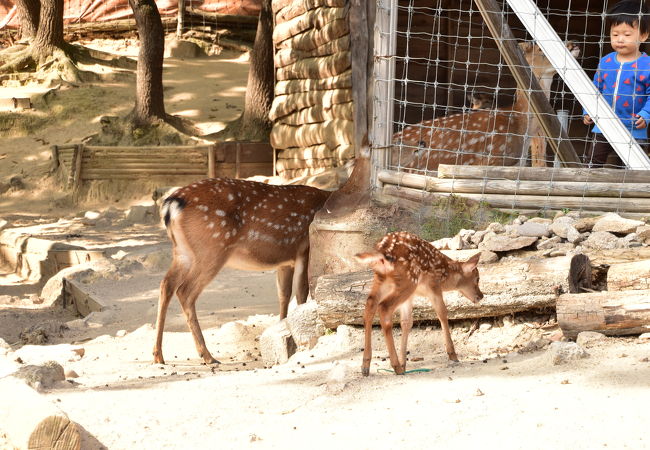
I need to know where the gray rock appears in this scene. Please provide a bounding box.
[565,226,583,244]
[478,235,538,252]
[335,324,363,351]
[470,230,489,246]
[574,216,601,233]
[636,225,650,244]
[479,250,499,264]
[286,302,325,349]
[576,331,607,348]
[125,204,158,224]
[516,221,551,238]
[547,341,589,365]
[486,222,505,233]
[19,322,67,344]
[550,216,577,239]
[448,234,465,250]
[592,213,645,235]
[326,362,352,394]
[527,217,552,225]
[13,361,65,390]
[259,320,296,367]
[0,219,8,231]
[84,211,101,220]
[639,333,650,340]
[167,39,202,58]
[581,231,619,250]
[431,237,451,250]
[536,235,562,250]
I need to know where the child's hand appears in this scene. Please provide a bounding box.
[635,114,647,129]
[583,114,593,125]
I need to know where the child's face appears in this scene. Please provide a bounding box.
[610,22,649,59]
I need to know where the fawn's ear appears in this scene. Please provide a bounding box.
[462,253,481,273]
[355,251,393,274]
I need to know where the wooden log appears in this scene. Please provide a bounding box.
[313,255,583,328]
[607,260,650,291]
[275,51,351,81]
[275,71,352,95]
[278,144,334,160]
[0,376,81,450]
[277,102,354,125]
[275,35,350,67]
[65,17,176,34]
[275,0,347,23]
[273,7,347,44]
[437,164,650,184]
[270,120,354,149]
[86,145,212,153]
[557,290,650,337]
[185,8,259,28]
[378,169,650,198]
[382,184,650,213]
[270,88,352,120]
[276,157,334,170]
[276,18,349,51]
[84,163,205,170]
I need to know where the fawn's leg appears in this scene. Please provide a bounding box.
[153,262,187,364]
[176,260,226,364]
[361,293,378,376]
[398,300,414,373]
[428,286,458,362]
[378,302,402,374]
[276,265,294,319]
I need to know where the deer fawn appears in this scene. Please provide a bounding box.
[355,231,483,375]
[154,177,331,364]
[394,42,580,170]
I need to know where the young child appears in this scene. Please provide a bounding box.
[583,0,650,167]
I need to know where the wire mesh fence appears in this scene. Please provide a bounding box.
[373,0,650,227]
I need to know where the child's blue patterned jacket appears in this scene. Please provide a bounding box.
[584,51,650,139]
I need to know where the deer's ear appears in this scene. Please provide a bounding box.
[462,253,481,273]
[355,251,393,274]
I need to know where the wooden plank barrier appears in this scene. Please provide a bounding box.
[50,142,274,196]
[380,164,650,214]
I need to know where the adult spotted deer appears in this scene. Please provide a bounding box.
[395,42,580,170]
[355,231,483,375]
[154,178,331,364]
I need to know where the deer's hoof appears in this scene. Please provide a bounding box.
[447,359,461,368]
[361,367,370,377]
[394,367,405,375]
[153,353,165,365]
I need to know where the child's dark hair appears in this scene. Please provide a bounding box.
[608,0,650,35]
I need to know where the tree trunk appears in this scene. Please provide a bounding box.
[32,0,64,62]
[128,0,166,126]
[313,254,588,328]
[15,0,40,40]
[239,0,274,136]
[557,290,650,338]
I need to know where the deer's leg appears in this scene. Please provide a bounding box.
[176,261,226,364]
[530,135,547,168]
[398,300,414,373]
[378,302,402,374]
[153,262,187,364]
[361,293,379,376]
[293,247,310,306]
[276,265,294,319]
[428,287,458,362]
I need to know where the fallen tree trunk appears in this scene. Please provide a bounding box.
[557,290,650,338]
[0,376,81,449]
[606,259,650,291]
[313,254,588,328]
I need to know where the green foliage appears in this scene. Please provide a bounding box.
[418,195,516,241]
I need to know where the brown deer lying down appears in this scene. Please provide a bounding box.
[355,231,483,375]
[394,42,580,170]
[154,177,331,365]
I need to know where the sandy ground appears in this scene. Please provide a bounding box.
[1,37,650,450]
